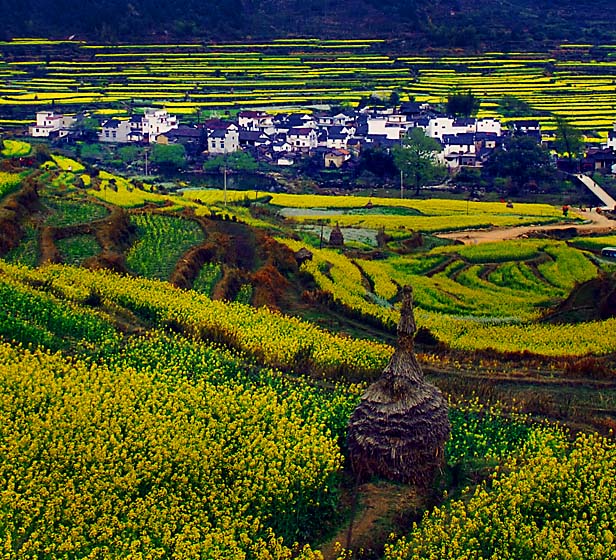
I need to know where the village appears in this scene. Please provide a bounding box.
[25,102,616,179]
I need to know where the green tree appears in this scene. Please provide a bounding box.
[357,146,397,178]
[484,135,554,196]
[553,116,584,164]
[203,151,257,173]
[389,90,401,108]
[117,144,141,164]
[71,116,100,141]
[151,144,186,171]
[446,89,479,117]
[392,127,446,196]
[79,142,103,162]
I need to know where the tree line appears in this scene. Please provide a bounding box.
[2,0,616,47]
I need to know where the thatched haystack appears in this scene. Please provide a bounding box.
[329,223,344,247]
[347,286,450,486]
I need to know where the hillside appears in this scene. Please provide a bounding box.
[2,0,616,48]
[2,146,616,558]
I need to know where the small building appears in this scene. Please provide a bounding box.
[239,129,271,148]
[324,148,351,168]
[207,126,240,154]
[582,148,616,173]
[29,111,76,138]
[156,125,205,154]
[238,110,273,131]
[99,119,132,143]
[287,127,318,151]
[140,109,178,143]
[326,126,354,149]
[605,129,616,151]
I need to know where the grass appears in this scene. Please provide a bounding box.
[56,234,100,266]
[42,196,109,227]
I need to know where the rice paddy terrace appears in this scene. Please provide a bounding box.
[2,38,616,143]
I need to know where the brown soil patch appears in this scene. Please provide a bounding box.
[436,212,616,246]
[320,481,426,560]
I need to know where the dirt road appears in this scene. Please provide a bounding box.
[436,210,616,245]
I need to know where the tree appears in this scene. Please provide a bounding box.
[389,90,400,108]
[151,144,186,171]
[203,151,257,173]
[71,116,100,142]
[554,116,584,164]
[446,89,479,117]
[356,146,397,179]
[392,127,446,196]
[484,135,554,196]
[117,144,141,164]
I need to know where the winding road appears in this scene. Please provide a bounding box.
[436,209,616,245]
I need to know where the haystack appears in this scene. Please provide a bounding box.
[347,286,450,486]
[329,223,344,247]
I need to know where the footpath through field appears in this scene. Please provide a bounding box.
[436,210,616,245]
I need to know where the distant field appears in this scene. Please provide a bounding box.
[2,39,616,140]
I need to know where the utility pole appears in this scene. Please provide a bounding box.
[223,149,228,207]
[144,149,149,177]
[400,169,404,199]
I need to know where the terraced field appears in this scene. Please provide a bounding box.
[2,149,616,560]
[2,39,616,140]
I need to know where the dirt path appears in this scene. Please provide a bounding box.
[320,482,425,560]
[436,211,616,245]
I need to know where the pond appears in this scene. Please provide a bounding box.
[178,171,281,192]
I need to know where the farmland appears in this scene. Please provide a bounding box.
[2,141,616,558]
[3,38,616,141]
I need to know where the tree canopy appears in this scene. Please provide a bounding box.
[553,116,584,161]
[484,135,554,195]
[446,90,479,118]
[151,144,186,171]
[203,151,258,173]
[392,127,446,196]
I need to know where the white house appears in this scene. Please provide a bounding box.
[427,117,502,141]
[140,109,178,143]
[326,126,355,149]
[99,119,132,143]
[207,126,240,154]
[366,116,408,140]
[476,118,501,136]
[606,130,616,151]
[238,110,273,131]
[439,133,478,170]
[287,127,318,151]
[29,111,76,138]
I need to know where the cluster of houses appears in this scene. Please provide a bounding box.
[26,104,616,174]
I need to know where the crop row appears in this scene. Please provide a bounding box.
[1,139,31,157]
[2,41,616,135]
[0,172,23,200]
[126,213,205,280]
[0,339,336,559]
[0,261,391,377]
[386,429,616,559]
[279,235,614,355]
